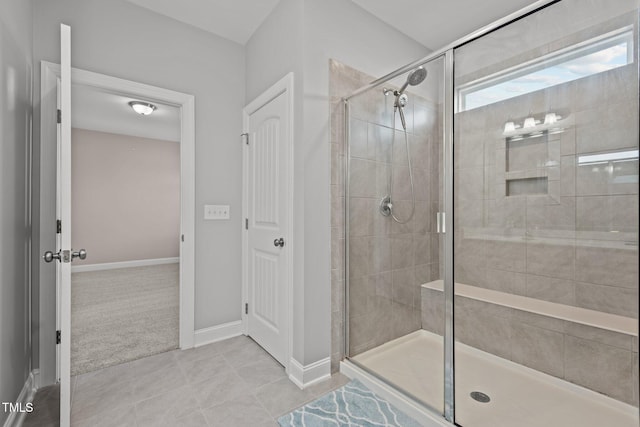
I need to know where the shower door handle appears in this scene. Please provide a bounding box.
[274,238,285,248]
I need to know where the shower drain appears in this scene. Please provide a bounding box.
[470,391,491,403]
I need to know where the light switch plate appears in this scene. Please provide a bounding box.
[204,204,230,220]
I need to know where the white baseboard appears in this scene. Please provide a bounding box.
[30,369,40,391]
[193,321,243,348]
[3,370,37,427]
[71,257,179,273]
[288,357,331,390]
[340,361,450,427]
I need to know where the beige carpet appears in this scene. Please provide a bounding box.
[71,263,179,376]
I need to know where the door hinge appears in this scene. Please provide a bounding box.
[57,109,62,124]
[56,219,62,234]
[181,234,184,242]
[245,303,248,315]
[56,330,61,344]
[241,133,249,145]
[245,218,248,230]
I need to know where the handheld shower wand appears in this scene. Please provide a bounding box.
[380,66,427,224]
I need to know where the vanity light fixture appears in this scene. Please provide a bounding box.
[522,117,537,128]
[128,101,157,116]
[503,112,565,140]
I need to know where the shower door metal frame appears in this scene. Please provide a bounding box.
[442,49,455,423]
[342,50,455,423]
[342,1,562,425]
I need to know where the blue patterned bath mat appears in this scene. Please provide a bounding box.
[277,379,423,427]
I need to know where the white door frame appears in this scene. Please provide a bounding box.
[241,72,294,375]
[40,61,196,366]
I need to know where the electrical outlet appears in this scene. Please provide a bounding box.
[204,204,230,220]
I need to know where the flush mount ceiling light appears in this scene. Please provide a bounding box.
[128,101,157,116]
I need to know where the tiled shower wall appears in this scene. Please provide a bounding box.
[453,65,639,318]
[448,13,639,405]
[329,60,441,372]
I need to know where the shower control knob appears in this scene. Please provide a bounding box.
[274,238,285,248]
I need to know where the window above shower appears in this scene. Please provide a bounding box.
[458,27,634,111]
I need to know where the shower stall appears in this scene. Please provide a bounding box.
[335,0,639,426]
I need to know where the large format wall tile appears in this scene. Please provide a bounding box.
[575,99,639,155]
[564,322,632,350]
[575,245,638,289]
[564,335,635,405]
[526,241,575,280]
[525,274,576,305]
[511,322,565,378]
[577,195,639,233]
[455,309,513,360]
[421,287,444,335]
[575,281,638,318]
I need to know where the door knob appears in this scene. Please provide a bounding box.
[43,250,61,263]
[273,238,285,248]
[72,249,87,260]
[43,249,87,263]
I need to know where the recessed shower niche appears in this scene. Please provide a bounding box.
[503,116,564,197]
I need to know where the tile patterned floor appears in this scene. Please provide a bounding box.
[23,336,349,427]
[22,384,60,427]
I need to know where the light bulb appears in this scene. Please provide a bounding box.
[503,121,516,133]
[544,113,557,125]
[523,117,536,128]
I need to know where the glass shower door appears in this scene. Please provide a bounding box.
[345,55,447,415]
[452,0,639,426]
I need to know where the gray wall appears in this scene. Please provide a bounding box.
[246,0,429,366]
[0,0,33,423]
[33,0,245,384]
[302,0,429,365]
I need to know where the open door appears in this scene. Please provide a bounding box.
[41,24,85,427]
[57,23,72,427]
[242,74,294,369]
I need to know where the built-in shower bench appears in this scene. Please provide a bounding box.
[421,279,638,407]
[421,279,637,336]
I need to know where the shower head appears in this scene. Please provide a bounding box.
[397,66,427,95]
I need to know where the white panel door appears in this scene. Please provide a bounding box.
[58,23,72,427]
[246,88,290,366]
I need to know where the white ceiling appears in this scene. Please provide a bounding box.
[123,0,539,50]
[350,0,540,50]
[125,0,280,45]
[72,84,180,142]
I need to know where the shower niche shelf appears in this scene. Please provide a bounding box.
[506,176,548,196]
[504,132,550,197]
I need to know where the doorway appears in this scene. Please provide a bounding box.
[69,84,182,375]
[39,60,195,425]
